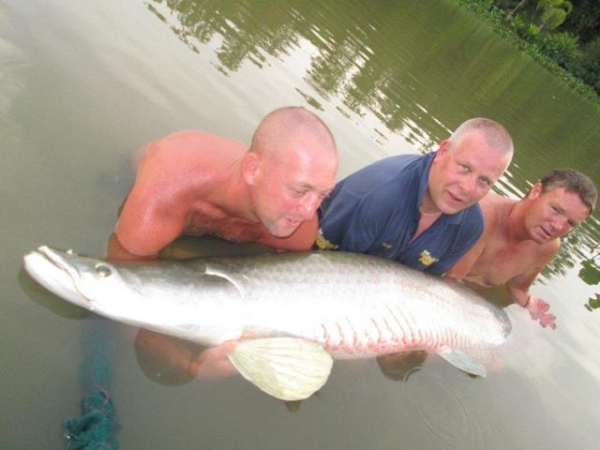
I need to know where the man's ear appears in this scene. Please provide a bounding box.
[242,152,261,185]
[527,181,543,200]
[434,140,451,160]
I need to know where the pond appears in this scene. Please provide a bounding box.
[2,0,599,449]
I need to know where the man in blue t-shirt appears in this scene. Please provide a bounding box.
[315,118,514,275]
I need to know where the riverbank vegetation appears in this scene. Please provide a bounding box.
[455,0,600,106]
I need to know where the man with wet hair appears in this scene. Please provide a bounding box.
[316,118,514,275]
[447,168,598,329]
[110,106,339,259]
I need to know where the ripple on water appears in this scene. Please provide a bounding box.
[401,368,484,450]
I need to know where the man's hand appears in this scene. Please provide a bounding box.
[526,296,556,330]
[189,341,240,379]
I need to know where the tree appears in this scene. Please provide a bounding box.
[536,0,574,30]
[509,0,531,16]
[563,0,600,44]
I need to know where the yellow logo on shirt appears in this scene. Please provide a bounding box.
[315,230,339,250]
[419,250,439,266]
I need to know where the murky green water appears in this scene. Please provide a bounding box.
[2,0,599,448]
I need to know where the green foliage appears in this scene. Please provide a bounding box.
[584,294,600,312]
[536,0,573,30]
[537,31,581,63]
[511,14,541,41]
[455,0,600,106]
[562,0,600,44]
[569,38,600,91]
[536,0,573,15]
[579,259,600,285]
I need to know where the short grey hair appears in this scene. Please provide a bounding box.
[449,118,514,158]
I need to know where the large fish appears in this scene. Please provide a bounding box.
[23,246,511,401]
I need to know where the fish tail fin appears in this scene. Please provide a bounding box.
[228,337,333,401]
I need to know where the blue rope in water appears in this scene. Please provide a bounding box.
[64,317,119,450]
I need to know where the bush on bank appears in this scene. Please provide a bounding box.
[455,0,600,107]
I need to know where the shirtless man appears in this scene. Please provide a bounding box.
[447,169,597,329]
[109,106,339,259]
[107,106,338,384]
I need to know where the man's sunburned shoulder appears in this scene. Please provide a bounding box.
[138,134,245,187]
[154,130,219,145]
[476,194,513,236]
[143,130,246,162]
[480,192,514,214]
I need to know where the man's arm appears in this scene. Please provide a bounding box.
[106,233,155,261]
[135,329,238,381]
[507,269,556,330]
[114,186,187,257]
[506,275,537,307]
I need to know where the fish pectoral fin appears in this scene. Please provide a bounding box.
[437,346,487,378]
[228,337,333,401]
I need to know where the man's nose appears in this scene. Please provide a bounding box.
[552,215,569,231]
[297,192,320,218]
[459,174,478,195]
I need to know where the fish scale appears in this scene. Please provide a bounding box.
[203,252,508,358]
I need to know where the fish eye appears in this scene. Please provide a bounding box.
[95,263,112,278]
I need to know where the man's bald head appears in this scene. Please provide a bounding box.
[250,106,337,160]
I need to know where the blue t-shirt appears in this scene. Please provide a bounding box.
[316,152,483,275]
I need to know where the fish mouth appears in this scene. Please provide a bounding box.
[23,246,89,308]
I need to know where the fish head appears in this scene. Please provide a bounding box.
[23,245,127,311]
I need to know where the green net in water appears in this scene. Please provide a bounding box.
[64,317,119,450]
